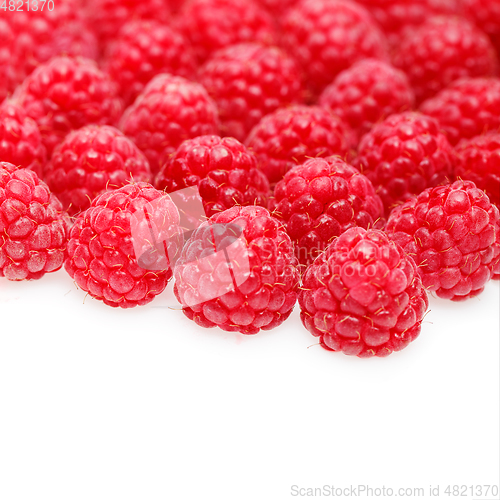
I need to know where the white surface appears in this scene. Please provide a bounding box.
[0,272,499,500]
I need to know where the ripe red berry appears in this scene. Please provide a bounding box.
[0,19,19,102]
[462,0,500,56]
[102,20,197,107]
[155,135,269,218]
[299,227,429,357]
[386,180,500,300]
[419,77,500,147]
[199,43,303,142]
[319,59,415,144]
[177,0,276,64]
[273,156,384,267]
[355,112,454,215]
[0,101,46,178]
[45,125,151,216]
[120,74,219,176]
[281,0,389,99]
[65,183,180,308]
[174,205,300,334]
[455,132,500,208]
[0,162,70,281]
[392,17,499,104]
[13,56,123,157]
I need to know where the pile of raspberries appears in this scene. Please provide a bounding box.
[1,0,499,358]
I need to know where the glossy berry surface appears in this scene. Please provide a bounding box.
[386,180,500,300]
[45,125,151,216]
[174,205,300,335]
[393,16,499,104]
[0,101,46,178]
[281,0,389,98]
[299,227,429,357]
[355,112,454,215]
[0,162,69,281]
[155,135,269,218]
[273,156,384,266]
[65,183,180,308]
[419,77,500,146]
[462,0,500,55]
[13,56,123,156]
[319,59,414,144]
[245,105,353,185]
[120,74,219,176]
[199,43,303,142]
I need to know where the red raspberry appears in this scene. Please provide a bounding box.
[318,59,415,144]
[462,0,500,56]
[299,227,429,357]
[386,180,500,301]
[280,0,389,99]
[173,205,300,334]
[65,183,180,308]
[199,43,303,142]
[102,20,197,107]
[45,125,151,216]
[419,77,500,147]
[0,101,46,178]
[455,132,500,208]
[0,19,19,102]
[155,135,269,218]
[392,17,499,104]
[355,112,454,215]
[0,162,69,281]
[245,105,353,185]
[177,0,276,64]
[13,56,123,157]
[273,156,384,266]
[120,74,219,176]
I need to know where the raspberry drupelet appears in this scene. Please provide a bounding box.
[318,59,415,144]
[13,56,123,157]
[199,43,303,142]
[65,183,181,308]
[174,205,300,335]
[392,16,499,104]
[245,105,353,186]
[299,227,429,357]
[272,156,384,267]
[419,77,500,147]
[354,112,454,216]
[120,74,219,177]
[386,180,500,300]
[0,162,70,281]
[280,0,389,99]
[44,125,152,216]
[0,101,46,178]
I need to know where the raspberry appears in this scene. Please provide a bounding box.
[0,101,46,178]
[174,205,300,335]
[273,156,384,266]
[355,112,454,215]
[0,162,69,281]
[155,135,269,218]
[392,17,499,104]
[0,19,17,102]
[199,43,303,142]
[318,59,415,144]
[299,227,429,357]
[455,132,500,208]
[120,74,219,176]
[462,0,500,56]
[13,56,123,157]
[102,20,197,107]
[245,105,353,185]
[65,183,180,308]
[45,125,151,216]
[177,0,276,64]
[385,180,500,301]
[280,0,389,99]
[419,77,500,147]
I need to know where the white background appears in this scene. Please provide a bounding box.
[0,271,498,500]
